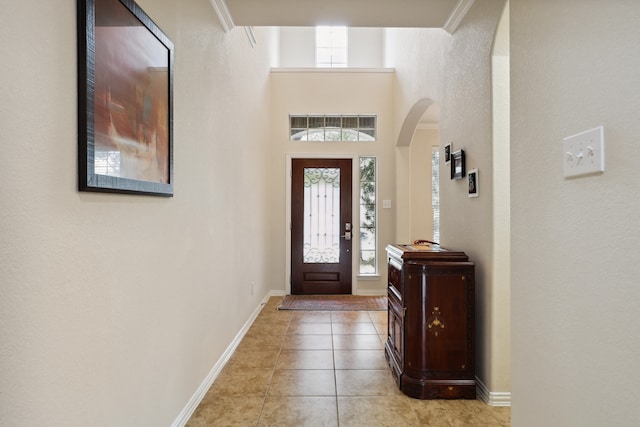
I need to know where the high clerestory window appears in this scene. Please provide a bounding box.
[290,115,376,141]
[316,26,347,68]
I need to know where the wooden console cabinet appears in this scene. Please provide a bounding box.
[385,243,476,399]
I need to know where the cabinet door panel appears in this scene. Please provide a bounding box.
[387,292,403,367]
[404,264,474,379]
[424,274,469,373]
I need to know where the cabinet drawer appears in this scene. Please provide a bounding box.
[428,384,476,400]
[387,259,402,295]
[401,379,477,400]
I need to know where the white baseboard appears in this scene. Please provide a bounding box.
[355,289,387,296]
[476,377,511,407]
[171,293,272,427]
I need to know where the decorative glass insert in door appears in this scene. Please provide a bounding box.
[303,167,340,263]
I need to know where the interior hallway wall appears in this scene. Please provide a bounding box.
[0,0,276,425]
[384,0,509,399]
[268,70,395,294]
[510,1,640,425]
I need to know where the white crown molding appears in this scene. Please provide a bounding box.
[476,377,512,407]
[244,26,257,47]
[443,0,476,34]
[209,0,235,33]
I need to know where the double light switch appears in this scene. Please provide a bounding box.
[563,126,605,178]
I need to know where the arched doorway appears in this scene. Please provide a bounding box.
[395,99,440,243]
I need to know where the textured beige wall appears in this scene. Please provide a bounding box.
[384,0,509,397]
[511,1,640,425]
[0,0,276,425]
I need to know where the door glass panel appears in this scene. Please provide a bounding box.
[303,167,340,263]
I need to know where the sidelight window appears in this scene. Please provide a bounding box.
[359,157,377,275]
[432,148,440,243]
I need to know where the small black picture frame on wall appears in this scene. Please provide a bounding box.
[451,149,465,180]
[468,168,478,197]
[444,143,451,164]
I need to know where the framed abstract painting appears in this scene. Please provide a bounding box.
[78,0,174,196]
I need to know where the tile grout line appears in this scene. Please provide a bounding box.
[186,297,509,426]
[330,312,341,427]
[255,307,290,427]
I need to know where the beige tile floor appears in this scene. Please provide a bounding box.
[186,296,510,426]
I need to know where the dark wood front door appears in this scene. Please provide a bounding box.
[291,158,352,295]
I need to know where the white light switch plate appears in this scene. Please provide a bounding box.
[383,200,392,209]
[563,126,605,178]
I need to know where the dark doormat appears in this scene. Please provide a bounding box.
[277,295,387,311]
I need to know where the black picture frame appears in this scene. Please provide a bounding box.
[451,149,465,180]
[78,0,174,196]
[468,168,478,197]
[444,143,451,163]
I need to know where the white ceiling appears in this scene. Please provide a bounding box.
[216,0,475,32]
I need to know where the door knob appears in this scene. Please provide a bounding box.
[341,231,351,240]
